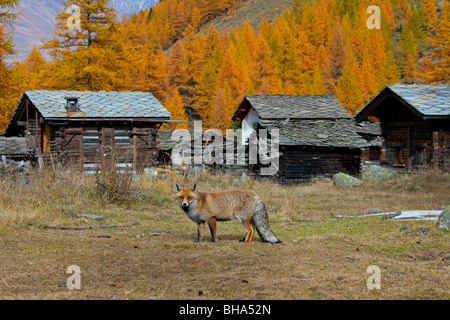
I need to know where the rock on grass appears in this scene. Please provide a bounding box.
[439,206,450,229]
[361,165,396,181]
[333,173,363,188]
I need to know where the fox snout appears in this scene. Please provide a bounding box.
[181,201,189,208]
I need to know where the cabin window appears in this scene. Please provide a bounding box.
[82,127,101,146]
[415,147,426,166]
[394,146,405,166]
[114,127,133,172]
[82,128,101,174]
[114,127,131,145]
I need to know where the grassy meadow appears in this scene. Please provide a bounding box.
[0,168,449,300]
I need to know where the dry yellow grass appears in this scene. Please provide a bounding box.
[0,169,449,300]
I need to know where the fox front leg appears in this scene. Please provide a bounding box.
[196,222,205,242]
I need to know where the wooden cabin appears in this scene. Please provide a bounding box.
[157,129,249,176]
[233,95,372,184]
[355,84,450,173]
[3,90,173,172]
[157,130,204,167]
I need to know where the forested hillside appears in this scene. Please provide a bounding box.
[1,0,449,132]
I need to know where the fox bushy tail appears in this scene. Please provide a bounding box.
[252,201,282,243]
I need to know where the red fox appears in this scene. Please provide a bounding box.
[175,182,281,243]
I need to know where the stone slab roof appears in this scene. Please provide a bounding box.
[259,119,369,149]
[386,84,450,116]
[234,95,352,121]
[356,84,450,122]
[23,90,172,119]
[354,121,381,136]
[158,130,206,151]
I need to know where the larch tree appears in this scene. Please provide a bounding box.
[168,0,187,38]
[315,45,331,88]
[251,35,281,94]
[0,23,14,131]
[19,45,47,90]
[311,64,327,95]
[357,53,376,103]
[309,0,331,47]
[396,23,418,83]
[182,24,205,108]
[395,0,412,25]
[216,41,246,109]
[166,40,188,96]
[257,18,275,49]
[272,15,301,93]
[335,0,359,21]
[327,20,348,85]
[43,0,120,53]
[190,6,201,30]
[42,0,127,91]
[146,1,174,48]
[335,64,363,116]
[0,0,21,133]
[379,0,395,30]
[162,91,188,130]
[415,57,436,84]
[238,19,257,61]
[408,5,425,46]
[209,86,230,132]
[25,46,47,74]
[124,42,168,101]
[125,44,153,92]
[295,25,317,76]
[422,0,439,32]
[8,49,47,105]
[147,47,170,102]
[350,29,364,65]
[0,0,19,25]
[193,44,224,127]
[424,0,450,83]
[363,29,386,95]
[377,47,400,88]
[122,9,170,101]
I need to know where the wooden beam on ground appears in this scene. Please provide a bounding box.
[45,222,138,230]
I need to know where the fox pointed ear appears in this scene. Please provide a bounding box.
[175,182,182,192]
[191,183,197,192]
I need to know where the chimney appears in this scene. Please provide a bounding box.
[65,97,80,112]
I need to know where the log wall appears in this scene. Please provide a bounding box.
[432,129,450,173]
[276,146,361,184]
[47,124,160,172]
[380,121,449,172]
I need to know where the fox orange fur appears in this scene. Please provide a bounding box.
[175,182,281,243]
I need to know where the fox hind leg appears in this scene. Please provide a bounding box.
[250,223,255,242]
[241,220,255,243]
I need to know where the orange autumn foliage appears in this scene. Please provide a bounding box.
[1,0,448,134]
